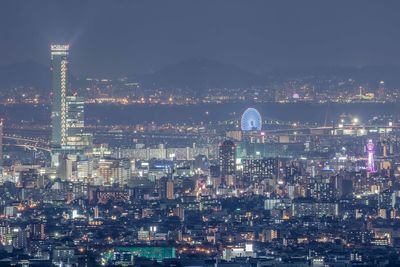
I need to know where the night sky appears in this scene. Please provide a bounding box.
[1,0,400,76]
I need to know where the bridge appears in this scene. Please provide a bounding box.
[2,135,51,152]
[1,124,399,152]
[263,125,400,135]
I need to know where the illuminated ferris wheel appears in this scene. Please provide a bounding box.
[241,108,262,131]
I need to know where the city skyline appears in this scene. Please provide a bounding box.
[2,2,400,267]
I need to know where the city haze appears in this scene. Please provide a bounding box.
[1,1,400,76]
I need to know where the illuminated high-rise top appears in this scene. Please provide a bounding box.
[51,44,69,148]
[51,44,69,54]
[366,139,376,173]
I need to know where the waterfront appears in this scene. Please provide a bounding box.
[1,102,400,125]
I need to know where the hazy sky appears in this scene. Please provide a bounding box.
[1,0,400,76]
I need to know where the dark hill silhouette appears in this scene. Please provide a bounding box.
[137,58,262,92]
[2,59,400,94]
[0,60,50,90]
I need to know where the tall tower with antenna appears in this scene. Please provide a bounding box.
[50,44,69,149]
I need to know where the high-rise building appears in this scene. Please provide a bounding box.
[378,80,385,101]
[158,176,175,200]
[97,158,131,186]
[219,140,236,177]
[76,159,93,182]
[50,45,90,172]
[166,179,174,200]
[93,206,99,219]
[51,44,69,149]
[66,96,84,137]
[243,158,278,181]
[57,155,74,181]
[65,96,91,151]
[366,140,376,173]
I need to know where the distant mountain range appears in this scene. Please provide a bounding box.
[138,62,400,89]
[1,58,400,93]
[0,60,51,90]
[270,65,400,85]
[137,58,262,91]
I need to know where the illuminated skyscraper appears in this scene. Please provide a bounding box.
[51,44,69,148]
[166,179,174,200]
[219,140,236,177]
[66,96,84,136]
[64,95,91,151]
[366,140,376,173]
[378,80,385,101]
[243,158,278,181]
[50,46,90,155]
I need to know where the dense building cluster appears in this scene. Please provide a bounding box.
[2,47,400,267]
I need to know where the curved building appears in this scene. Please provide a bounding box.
[241,108,262,131]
